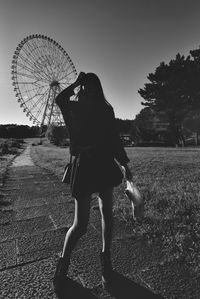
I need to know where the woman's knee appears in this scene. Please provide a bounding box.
[99,187,113,201]
[99,188,113,210]
[72,196,91,237]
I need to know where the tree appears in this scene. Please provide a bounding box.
[115,118,133,135]
[138,50,200,146]
[133,107,171,145]
[183,110,200,145]
[0,124,40,138]
[134,108,159,143]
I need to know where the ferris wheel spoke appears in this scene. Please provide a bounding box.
[29,89,49,113]
[21,86,46,101]
[29,99,45,116]
[21,84,48,95]
[22,86,49,104]
[26,41,52,81]
[19,46,40,68]
[30,81,49,90]
[48,39,58,61]
[18,53,39,74]
[49,49,64,80]
[43,52,56,78]
[57,58,71,81]
[32,80,49,88]
[60,49,68,62]
[18,53,50,83]
[21,45,49,80]
[18,56,50,83]
[22,92,43,105]
[60,76,75,87]
[47,40,69,81]
[59,82,67,87]
[19,81,48,94]
[36,41,55,77]
[53,44,63,65]
[53,59,64,80]
[17,71,38,81]
[25,40,45,67]
[34,99,47,121]
[17,61,39,77]
[24,41,39,61]
[59,82,70,90]
[58,66,73,82]
[41,39,55,63]
[59,77,74,87]
[17,71,48,84]
[35,96,47,115]
[31,40,55,80]
[52,41,60,57]
[59,70,75,82]
[17,81,36,85]
[46,39,56,63]
[17,78,47,87]
[56,64,66,81]
[20,45,38,64]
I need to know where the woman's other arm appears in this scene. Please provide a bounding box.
[109,107,132,180]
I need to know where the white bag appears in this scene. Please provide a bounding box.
[121,166,144,220]
[125,180,144,220]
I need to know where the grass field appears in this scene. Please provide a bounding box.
[31,142,200,275]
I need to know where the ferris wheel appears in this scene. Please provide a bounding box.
[11,34,77,127]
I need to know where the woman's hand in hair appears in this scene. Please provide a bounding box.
[73,72,86,88]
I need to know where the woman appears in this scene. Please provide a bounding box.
[54,72,132,291]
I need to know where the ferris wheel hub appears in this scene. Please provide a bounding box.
[50,80,60,88]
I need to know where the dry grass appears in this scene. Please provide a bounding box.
[0,139,25,186]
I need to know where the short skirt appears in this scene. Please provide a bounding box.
[69,151,123,199]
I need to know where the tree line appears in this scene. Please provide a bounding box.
[0,124,40,139]
[0,120,133,142]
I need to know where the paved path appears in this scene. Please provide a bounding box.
[0,142,199,298]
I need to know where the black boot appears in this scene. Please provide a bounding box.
[100,251,113,290]
[53,257,70,293]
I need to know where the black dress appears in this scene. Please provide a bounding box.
[55,85,130,199]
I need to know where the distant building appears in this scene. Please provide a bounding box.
[120,134,134,146]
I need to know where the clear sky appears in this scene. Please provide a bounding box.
[1,0,200,125]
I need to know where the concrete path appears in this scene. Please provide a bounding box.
[0,142,199,298]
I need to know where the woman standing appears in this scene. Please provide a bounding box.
[54,72,132,291]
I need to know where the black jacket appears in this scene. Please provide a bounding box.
[55,85,129,166]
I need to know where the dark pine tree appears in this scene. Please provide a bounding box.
[138,50,200,146]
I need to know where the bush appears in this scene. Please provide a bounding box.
[46,125,69,146]
[0,138,24,155]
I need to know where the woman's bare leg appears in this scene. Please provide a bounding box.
[98,188,113,253]
[61,195,91,261]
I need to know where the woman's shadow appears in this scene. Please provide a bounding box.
[104,271,164,299]
[55,277,98,299]
[55,271,164,299]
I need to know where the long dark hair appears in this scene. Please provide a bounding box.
[80,73,111,106]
